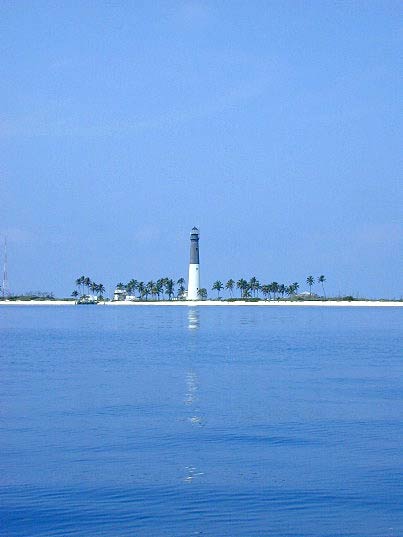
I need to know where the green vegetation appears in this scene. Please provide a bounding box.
[197,288,208,300]
[202,276,325,301]
[108,274,330,301]
[111,277,187,301]
[73,276,105,303]
[0,291,57,301]
[212,280,224,298]
[59,273,400,303]
[225,279,235,297]
[177,278,186,298]
[318,275,326,298]
[306,275,315,296]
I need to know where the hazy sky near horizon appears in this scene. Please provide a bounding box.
[1,1,401,298]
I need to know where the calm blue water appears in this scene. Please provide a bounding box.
[0,305,402,536]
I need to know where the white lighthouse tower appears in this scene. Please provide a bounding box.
[187,227,200,300]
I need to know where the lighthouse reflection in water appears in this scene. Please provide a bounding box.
[184,308,204,483]
[188,307,200,330]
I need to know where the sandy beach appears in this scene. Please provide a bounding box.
[0,300,401,307]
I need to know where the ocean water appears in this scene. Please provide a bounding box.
[0,305,402,537]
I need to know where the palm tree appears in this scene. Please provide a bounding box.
[261,284,270,300]
[198,288,207,300]
[81,276,86,295]
[270,282,279,300]
[146,281,155,300]
[177,277,186,299]
[126,279,138,296]
[306,276,314,296]
[212,280,224,298]
[285,282,299,297]
[164,277,170,294]
[318,275,326,298]
[237,278,248,298]
[137,281,145,300]
[116,282,125,290]
[151,284,159,300]
[165,279,175,300]
[225,279,235,297]
[244,287,252,298]
[249,276,260,297]
[84,277,91,296]
[97,284,105,299]
[76,276,85,297]
[90,281,98,296]
[278,283,286,298]
[156,279,164,300]
[159,281,165,299]
[71,290,78,299]
[290,282,299,297]
[159,278,168,300]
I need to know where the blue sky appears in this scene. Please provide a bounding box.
[1,1,401,298]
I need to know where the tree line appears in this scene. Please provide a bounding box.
[115,277,186,300]
[73,276,105,299]
[72,274,326,301]
[204,275,326,300]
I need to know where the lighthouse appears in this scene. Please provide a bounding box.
[187,227,200,300]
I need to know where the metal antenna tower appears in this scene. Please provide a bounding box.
[2,237,9,298]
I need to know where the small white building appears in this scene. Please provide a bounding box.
[113,288,126,301]
[297,291,319,299]
[125,295,139,302]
